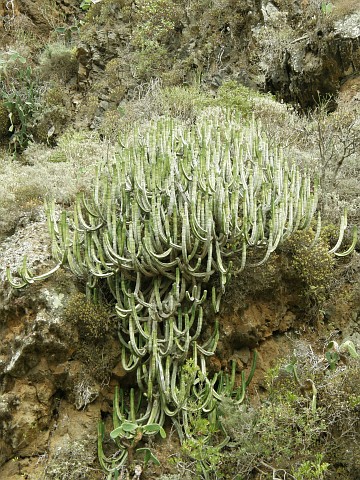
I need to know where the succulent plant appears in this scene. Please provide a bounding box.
[6,111,356,475]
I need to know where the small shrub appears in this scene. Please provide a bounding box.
[308,98,360,187]
[0,182,45,236]
[104,58,127,102]
[131,43,169,80]
[285,227,335,304]
[99,108,124,139]
[38,43,78,83]
[33,84,73,143]
[128,0,182,80]
[12,184,46,210]
[219,341,360,479]
[292,453,329,480]
[42,439,100,480]
[0,50,39,152]
[156,85,211,122]
[214,81,255,116]
[77,94,99,127]
[64,292,114,340]
[0,101,10,140]
[131,0,181,49]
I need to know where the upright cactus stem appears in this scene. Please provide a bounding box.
[5,110,356,475]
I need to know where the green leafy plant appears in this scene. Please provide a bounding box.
[284,359,317,413]
[325,339,359,370]
[220,341,360,479]
[321,2,333,15]
[80,0,102,11]
[292,453,329,480]
[98,386,166,475]
[129,0,181,80]
[131,0,180,49]
[0,50,38,153]
[214,81,257,117]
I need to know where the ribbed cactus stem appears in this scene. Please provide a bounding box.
[328,210,348,254]
[7,111,355,474]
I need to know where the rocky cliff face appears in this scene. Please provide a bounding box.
[0,0,360,478]
[262,8,360,108]
[0,219,119,478]
[71,0,360,117]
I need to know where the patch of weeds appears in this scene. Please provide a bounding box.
[42,439,101,480]
[131,0,181,49]
[0,100,10,141]
[104,58,127,103]
[77,93,99,128]
[0,181,46,235]
[12,183,46,210]
[284,227,335,305]
[64,292,114,340]
[48,150,68,163]
[64,292,118,384]
[73,373,99,410]
[38,43,78,83]
[155,85,212,122]
[33,84,73,143]
[221,397,327,478]
[128,0,182,81]
[131,43,169,81]
[180,424,225,479]
[76,342,116,385]
[214,81,255,117]
[0,50,39,153]
[292,453,329,480]
[219,341,360,479]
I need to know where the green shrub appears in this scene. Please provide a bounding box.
[0,101,10,140]
[156,85,211,121]
[64,292,113,340]
[33,84,73,143]
[131,0,181,49]
[131,43,169,80]
[214,81,255,116]
[219,341,360,479]
[292,453,329,480]
[285,227,335,304]
[38,43,78,83]
[0,50,39,152]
